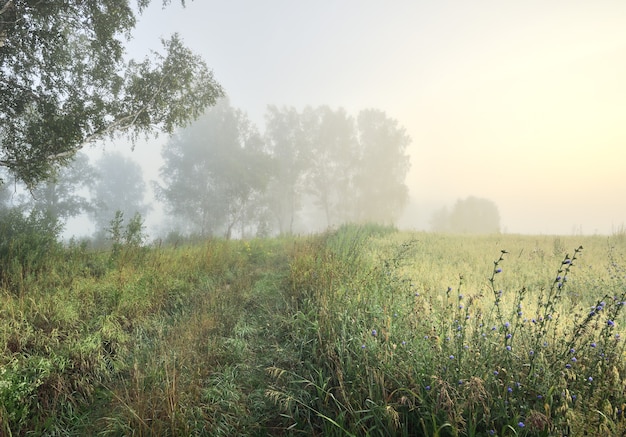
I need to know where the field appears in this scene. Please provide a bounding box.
[1,225,626,436]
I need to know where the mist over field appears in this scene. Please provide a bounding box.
[3,3,626,433]
[104,0,624,238]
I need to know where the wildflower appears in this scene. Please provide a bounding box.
[506,345,512,351]
[518,422,525,428]
[565,364,571,369]
[458,294,463,299]
[570,348,576,354]
[537,394,543,399]
[588,376,593,382]
[401,341,406,346]
[571,394,577,401]
[494,370,499,375]
[590,342,597,348]
[506,333,512,339]
[372,329,378,337]
[507,387,513,393]
[608,320,615,327]
[504,322,510,328]
[447,287,452,292]
[488,431,496,436]
[529,350,534,356]
[571,357,577,362]
[449,355,455,360]
[425,385,431,391]
[495,268,502,273]
[361,344,366,349]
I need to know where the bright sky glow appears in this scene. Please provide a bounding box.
[119,0,626,235]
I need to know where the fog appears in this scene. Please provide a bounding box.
[83,1,626,237]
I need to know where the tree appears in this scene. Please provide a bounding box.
[303,106,358,228]
[353,109,411,224]
[430,196,501,234]
[263,106,412,232]
[90,152,148,233]
[22,152,96,222]
[156,99,272,238]
[263,106,309,234]
[0,0,223,187]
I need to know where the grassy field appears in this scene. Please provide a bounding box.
[1,225,625,436]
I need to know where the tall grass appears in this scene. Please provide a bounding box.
[270,227,626,436]
[1,224,625,435]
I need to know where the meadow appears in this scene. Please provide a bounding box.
[1,224,625,436]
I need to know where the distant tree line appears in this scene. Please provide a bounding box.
[155,99,412,237]
[430,196,501,234]
[0,97,412,240]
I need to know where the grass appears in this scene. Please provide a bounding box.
[1,224,625,435]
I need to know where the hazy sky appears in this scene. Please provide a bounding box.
[118,1,626,235]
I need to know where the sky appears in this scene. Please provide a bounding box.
[108,0,626,235]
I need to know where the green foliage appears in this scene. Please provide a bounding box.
[1,225,625,435]
[0,0,223,186]
[106,210,147,264]
[271,228,626,436]
[0,207,61,291]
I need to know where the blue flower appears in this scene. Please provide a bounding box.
[449,355,455,360]
[504,322,510,328]
[518,422,525,428]
[507,387,513,393]
[608,320,615,327]
[506,333,512,339]
[571,357,577,362]
[570,348,575,354]
[495,268,502,273]
[506,345,512,351]
[425,385,431,391]
[590,342,597,348]
[565,364,571,369]
[372,329,378,336]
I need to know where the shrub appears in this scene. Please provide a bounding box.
[0,208,62,292]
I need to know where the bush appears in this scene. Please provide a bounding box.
[0,208,62,292]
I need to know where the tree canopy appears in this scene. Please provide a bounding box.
[156,99,272,237]
[0,0,223,187]
[158,101,411,237]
